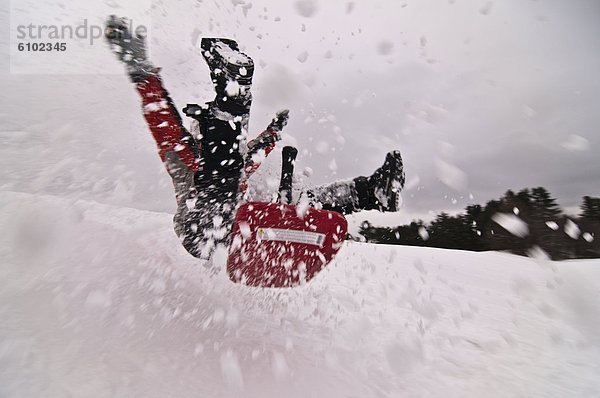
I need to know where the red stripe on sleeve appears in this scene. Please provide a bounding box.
[135,74,199,172]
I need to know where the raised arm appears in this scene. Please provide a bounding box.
[105,16,199,172]
[240,109,289,195]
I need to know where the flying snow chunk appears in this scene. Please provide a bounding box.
[418,227,429,241]
[225,80,241,97]
[546,221,559,231]
[297,51,309,63]
[564,219,581,240]
[294,0,318,17]
[377,40,394,55]
[303,167,313,177]
[328,158,338,171]
[583,232,594,242]
[239,222,251,238]
[296,195,310,218]
[492,213,529,237]
[561,134,590,151]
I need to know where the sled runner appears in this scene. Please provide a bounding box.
[227,147,348,287]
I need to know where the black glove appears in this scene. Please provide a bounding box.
[267,109,290,132]
[105,15,155,77]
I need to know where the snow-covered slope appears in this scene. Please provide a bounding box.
[1,190,599,398]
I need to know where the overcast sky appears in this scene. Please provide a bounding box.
[1,0,599,226]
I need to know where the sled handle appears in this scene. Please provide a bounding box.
[278,146,298,204]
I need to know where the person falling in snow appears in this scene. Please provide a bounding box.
[105,16,406,260]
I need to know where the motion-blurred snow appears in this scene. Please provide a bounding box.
[1,191,599,397]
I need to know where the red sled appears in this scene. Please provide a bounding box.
[227,201,348,288]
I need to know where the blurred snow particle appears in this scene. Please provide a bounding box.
[564,219,581,240]
[303,167,313,177]
[437,141,456,158]
[527,245,550,261]
[479,1,493,15]
[346,2,355,14]
[420,36,427,48]
[225,80,241,97]
[510,277,536,299]
[296,195,310,218]
[85,290,111,309]
[492,213,529,237]
[239,222,251,238]
[522,105,537,118]
[413,258,427,274]
[241,3,253,16]
[418,227,429,241]
[316,140,329,154]
[377,40,394,55]
[226,309,240,329]
[546,221,559,231]
[561,134,590,151]
[435,159,468,191]
[297,51,309,63]
[324,50,333,59]
[404,175,420,190]
[220,349,245,391]
[150,278,167,294]
[294,0,318,17]
[513,207,520,215]
[328,158,338,171]
[583,232,594,242]
[272,351,290,379]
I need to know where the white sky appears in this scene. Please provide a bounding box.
[1,0,599,225]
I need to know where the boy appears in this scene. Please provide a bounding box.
[105,16,405,259]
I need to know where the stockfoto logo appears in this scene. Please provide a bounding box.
[16,19,147,45]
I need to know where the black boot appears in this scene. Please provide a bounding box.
[307,151,405,214]
[355,150,405,212]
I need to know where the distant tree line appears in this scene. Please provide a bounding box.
[357,187,600,260]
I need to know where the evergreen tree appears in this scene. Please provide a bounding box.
[357,187,599,260]
[580,196,600,221]
[576,196,600,258]
[528,187,567,259]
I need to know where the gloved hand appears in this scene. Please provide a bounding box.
[267,109,290,132]
[105,15,155,77]
[247,110,289,152]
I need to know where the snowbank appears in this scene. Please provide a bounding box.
[1,191,599,397]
